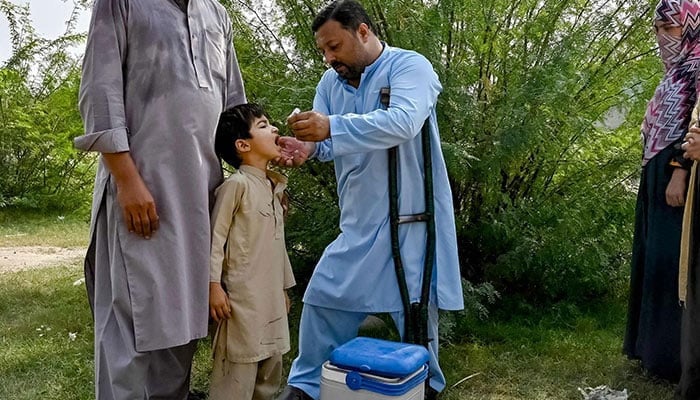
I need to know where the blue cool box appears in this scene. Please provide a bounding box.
[329,337,430,378]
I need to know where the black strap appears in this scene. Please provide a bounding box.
[381,87,436,348]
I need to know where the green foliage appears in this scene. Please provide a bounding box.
[434,0,656,304]
[0,0,664,307]
[439,279,500,345]
[0,0,93,212]
[284,162,340,289]
[236,0,658,305]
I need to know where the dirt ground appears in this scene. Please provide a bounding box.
[0,246,85,273]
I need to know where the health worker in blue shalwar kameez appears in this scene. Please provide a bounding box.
[276,1,464,400]
[74,0,246,398]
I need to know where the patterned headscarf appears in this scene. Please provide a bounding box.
[655,0,683,70]
[641,0,700,165]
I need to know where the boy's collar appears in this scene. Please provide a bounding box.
[239,164,267,178]
[239,164,287,185]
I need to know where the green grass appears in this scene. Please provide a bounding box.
[0,263,93,399]
[0,215,677,399]
[0,209,89,247]
[438,303,675,399]
[0,262,676,399]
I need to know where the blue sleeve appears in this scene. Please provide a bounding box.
[311,72,335,162]
[329,53,441,157]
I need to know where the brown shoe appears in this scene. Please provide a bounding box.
[276,385,314,400]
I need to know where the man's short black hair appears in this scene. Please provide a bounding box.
[312,0,376,34]
[215,103,266,169]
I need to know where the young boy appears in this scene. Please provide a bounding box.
[208,103,296,400]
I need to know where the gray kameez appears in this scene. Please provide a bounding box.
[74,0,245,396]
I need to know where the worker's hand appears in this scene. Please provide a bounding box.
[209,282,231,323]
[683,127,700,161]
[666,167,688,207]
[287,110,331,142]
[276,136,315,167]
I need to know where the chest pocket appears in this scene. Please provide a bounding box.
[258,202,274,217]
[203,28,227,81]
[260,199,284,240]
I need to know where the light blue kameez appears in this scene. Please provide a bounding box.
[288,44,464,398]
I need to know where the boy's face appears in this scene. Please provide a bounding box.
[244,115,281,162]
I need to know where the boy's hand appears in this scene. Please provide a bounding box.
[209,282,231,323]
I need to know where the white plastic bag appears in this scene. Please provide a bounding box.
[578,385,629,400]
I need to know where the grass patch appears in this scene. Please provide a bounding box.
[0,209,90,248]
[0,262,297,399]
[438,302,675,399]
[0,262,675,399]
[0,263,93,400]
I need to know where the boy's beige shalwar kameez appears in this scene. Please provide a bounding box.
[209,165,295,400]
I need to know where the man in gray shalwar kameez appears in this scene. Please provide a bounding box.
[74,0,246,398]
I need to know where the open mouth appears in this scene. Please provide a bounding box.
[275,136,280,146]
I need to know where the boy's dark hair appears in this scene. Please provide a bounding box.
[312,0,376,34]
[215,103,266,169]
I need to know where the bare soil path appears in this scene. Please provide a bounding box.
[0,246,84,273]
